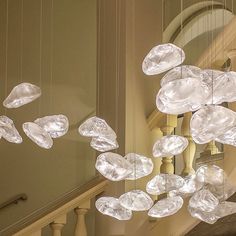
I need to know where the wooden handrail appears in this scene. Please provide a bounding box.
[0,194,28,210]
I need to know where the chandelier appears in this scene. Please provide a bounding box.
[79,1,236,224]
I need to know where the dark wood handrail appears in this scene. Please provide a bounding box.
[0,194,28,210]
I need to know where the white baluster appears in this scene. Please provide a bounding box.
[50,215,67,236]
[160,114,177,174]
[74,200,90,236]
[181,112,196,175]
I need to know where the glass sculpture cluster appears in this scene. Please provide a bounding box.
[1,82,69,148]
[79,43,236,224]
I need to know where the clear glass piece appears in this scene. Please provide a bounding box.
[146,174,184,195]
[152,135,188,158]
[22,122,53,149]
[142,43,185,75]
[90,136,119,152]
[190,105,236,144]
[188,201,236,224]
[156,78,209,115]
[148,196,183,218]
[3,83,41,108]
[95,152,132,181]
[124,153,154,180]
[188,206,218,224]
[34,114,69,138]
[196,165,225,185]
[189,189,219,212]
[0,116,22,143]
[207,180,236,201]
[172,174,204,198]
[160,65,202,87]
[95,197,132,220]
[78,116,116,139]
[203,70,236,104]
[119,190,153,211]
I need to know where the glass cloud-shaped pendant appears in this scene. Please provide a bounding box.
[189,189,219,212]
[95,197,132,220]
[78,116,116,139]
[170,174,204,198]
[190,105,236,145]
[148,196,183,218]
[196,165,225,186]
[124,153,154,180]
[90,136,119,152]
[146,174,184,195]
[34,114,69,138]
[119,190,153,211]
[160,65,202,87]
[152,135,188,158]
[3,83,41,108]
[188,201,236,224]
[23,122,53,149]
[156,77,209,115]
[95,152,132,181]
[78,116,118,152]
[142,43,185,75]
[0,116,22,143]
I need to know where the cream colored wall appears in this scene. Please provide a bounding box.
[0,0,97,233]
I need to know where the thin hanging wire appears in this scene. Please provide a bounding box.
[97,0,101,116]
[162,0,164,42]
[211,0,214,105]
[131,0,137,190]
[50,0,54,112]
[20,0,24,83]
[4,0,9,115]
[38,0,43,116]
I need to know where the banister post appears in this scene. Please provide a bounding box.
[74,200,90,236]
[181,112,196,176]
[50,215,67,236]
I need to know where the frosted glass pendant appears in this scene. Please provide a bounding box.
[190,105,236,144]
[203,70,236,104]
[3,83,41,108]
[189,189,219,212]
[171,174,204,198]
[34,115,69,138]
[160,65,202,87]
[0,116,22,143]
[124,153,154,180]
[196,165,225,186]
[188,206,218,224]
[188,201,236,224]
[119,190,153,211]
[95,152,132,181]
[78,116,116,139]
[148,196,183,218]
[90,136,119,152]
[146,174,184,195]
[152,135,188,158]
[207,180,236,201]
[95,197,132,220]
[23,122,53,149]
[142,43,185,75]
[156,77,209,115]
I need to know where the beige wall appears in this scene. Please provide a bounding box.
[0,0,97,233]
